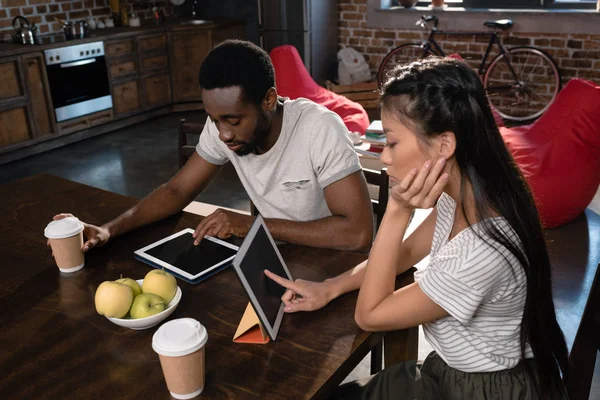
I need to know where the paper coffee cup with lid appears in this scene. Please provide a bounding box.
[44,216,85,273]
[153,318,208,399]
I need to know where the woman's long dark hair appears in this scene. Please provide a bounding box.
[380,58,568,398]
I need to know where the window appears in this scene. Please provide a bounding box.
[392,0,596,9]
[548,0,597,9]
[470,0,596,8]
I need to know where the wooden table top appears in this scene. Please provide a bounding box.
[0,174,415,399]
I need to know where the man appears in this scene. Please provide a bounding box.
[57,40,373,252]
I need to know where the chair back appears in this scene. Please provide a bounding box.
[566,262,600,399]
[362,167,388,230]
[178,118,204,168]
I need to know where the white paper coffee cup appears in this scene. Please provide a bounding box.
[153,318,208,399]
[44,217,85,273]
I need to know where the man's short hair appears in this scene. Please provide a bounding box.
[199,40,276,105]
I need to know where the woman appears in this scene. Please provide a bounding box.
[265,58,568,399]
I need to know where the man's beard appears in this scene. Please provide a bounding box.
[235,110,270,156]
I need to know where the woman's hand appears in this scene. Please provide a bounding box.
[389,158,449,212]
[264,270,336,313]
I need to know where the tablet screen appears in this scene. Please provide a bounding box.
[237,225,287,325]
[143,232,237,277]
[233,215,293,340]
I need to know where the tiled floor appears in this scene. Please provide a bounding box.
[2,112,599,394]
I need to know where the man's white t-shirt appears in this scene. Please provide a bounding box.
[195,98,361,221]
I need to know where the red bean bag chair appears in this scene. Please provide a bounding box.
[450,53,599,227]
[269,45,370,135]
[500,79,600,228]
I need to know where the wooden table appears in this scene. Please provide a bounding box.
[0,174,416,399]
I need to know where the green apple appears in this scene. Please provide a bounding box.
[129,293,165,319]
[95,281,134,318]
[115,278,142,297]
[142,269,177,303]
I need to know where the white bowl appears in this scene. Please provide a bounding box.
[107,279,182,330]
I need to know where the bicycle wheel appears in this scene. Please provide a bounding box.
[483,46,561,122]
[378,43,437,88]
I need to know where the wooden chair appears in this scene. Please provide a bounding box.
[178,118,204,168]
[565,262,600,400]
[362,167,389,230]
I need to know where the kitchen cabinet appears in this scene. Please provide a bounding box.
[170,30,212,102]
[0,20,244,163]
[141,55,169,72]
[109,60,138,79]
[23,53,54,137]
[0,60,23,100]
[144,73,171,108]
[0,55,49,149]
[138,34,167,52]
[0,106,31,147]
[112,79,142,116]
[106,36,142,117]
[137,33,171,110]
[0,58,29,148]
[105,39,135,58]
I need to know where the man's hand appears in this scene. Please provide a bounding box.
[264,270,336,313]
[192,209,254,244]
[49,213,111,252]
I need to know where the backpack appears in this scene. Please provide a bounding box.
[337,47,372,85]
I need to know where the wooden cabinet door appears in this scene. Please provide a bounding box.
[170,30,211,102]
[111,79,142,116]
[105,39,135,58]
[0,106,32,147]
[0,60,23,101]
[109,60,138,80]
[138,34,167,53]
[23,54,54,137]
[144,73,171,109]
[141,54,168,72]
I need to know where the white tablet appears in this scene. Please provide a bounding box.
[232,215,293,341]
[134,228,239,284]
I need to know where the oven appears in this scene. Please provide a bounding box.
[44,41,112,123]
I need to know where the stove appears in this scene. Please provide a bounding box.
[44,41,112,122]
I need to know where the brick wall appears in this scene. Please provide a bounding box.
[338,0,600,86]
[1,0,172,39]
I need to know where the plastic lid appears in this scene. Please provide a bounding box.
[44,217,84,239]
[152,318,208,357]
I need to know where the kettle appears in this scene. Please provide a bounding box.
[12,16,37,45]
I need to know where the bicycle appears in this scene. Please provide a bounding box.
[377,16,561,122]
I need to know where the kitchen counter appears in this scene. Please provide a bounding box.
[0,18,240,58]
